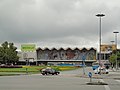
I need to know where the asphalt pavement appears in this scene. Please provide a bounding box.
[0,67,120,90]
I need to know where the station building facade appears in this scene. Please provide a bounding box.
[36,47,96,60]
[36,47,97,65]
[18,47,97,65]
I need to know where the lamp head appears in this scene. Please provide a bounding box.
[96,14,105,17]
[113,31,119,33]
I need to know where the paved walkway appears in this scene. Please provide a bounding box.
[79,67,120,80]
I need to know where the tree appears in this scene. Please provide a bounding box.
[117,53,120,66]
[109,52,120,67]
[117,53,120,60]
[0,41,19,64]
[109,54,116,67]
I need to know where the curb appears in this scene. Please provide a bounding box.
[86,82,108,85]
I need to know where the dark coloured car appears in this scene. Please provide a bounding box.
[41,68,60,75]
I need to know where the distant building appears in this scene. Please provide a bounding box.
[101,44,116,52]
[17,44,37,65]
[97,44,117,60]
[17,51,37,65]
[17,47,97,65]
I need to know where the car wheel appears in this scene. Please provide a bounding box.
[106,72,108,74]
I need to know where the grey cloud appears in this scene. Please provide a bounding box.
[0,0,120,49]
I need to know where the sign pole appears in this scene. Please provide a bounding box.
[88,72,92,82]
[83,61,85,75]
[82,55,86,75]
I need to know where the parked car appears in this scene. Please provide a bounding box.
[100,68,109,74]
[41,68,60,75]
[94,67,109,74]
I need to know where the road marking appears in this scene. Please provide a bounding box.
[116,80,120,83]
[100,79,110,90]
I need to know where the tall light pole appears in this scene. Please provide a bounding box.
[110,40,115,68]
[113,31,119,70]
[96,13,105,70]
[111,40,115,51]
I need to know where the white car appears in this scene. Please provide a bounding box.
[94,67,109,74]
[101,68,109,74]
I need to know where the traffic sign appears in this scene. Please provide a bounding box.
[88,72,92,78]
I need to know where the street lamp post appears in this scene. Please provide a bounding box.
[110,40,115,69]
[96,13,105,72]
[113,31,119,70]
[110,40,115,51]
[111,41,115,45]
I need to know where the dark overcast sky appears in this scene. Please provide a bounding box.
[0,0,120,50]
